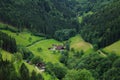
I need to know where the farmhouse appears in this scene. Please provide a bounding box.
[48,44,65,51]
[55,45,65,50]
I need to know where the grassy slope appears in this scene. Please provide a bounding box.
[0,22,95,80]
[28,39,62,64]
[28,35,93,64]
[69,35,93,52]
[1,50,13,61]
[28,39,64,80]
[1,30,43,46]
[103,40,120,55]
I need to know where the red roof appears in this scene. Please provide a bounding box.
[55,45,65,50]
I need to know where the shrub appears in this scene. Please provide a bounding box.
[37,47,42,52]
[31,56,43,64]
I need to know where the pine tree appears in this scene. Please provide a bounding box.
[19,63,30,80]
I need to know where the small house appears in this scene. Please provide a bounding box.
[55,45,65,50]
[48,44,65,51]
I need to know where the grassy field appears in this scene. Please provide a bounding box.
[28,39,62,64]
[103,40,120,56]
[1,30,43,46]
[69,35,93,52]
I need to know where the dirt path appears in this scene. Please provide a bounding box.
[35,66,45,73]
[98,50,107,57]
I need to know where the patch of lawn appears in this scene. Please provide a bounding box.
[69,35,93,52]
[1,50,13,61]
[103,40,120,56]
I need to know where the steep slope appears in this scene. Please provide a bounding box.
[0,0,113,38]
[80,0,120,48]
[0,0,78,37]
[69,35,93,52]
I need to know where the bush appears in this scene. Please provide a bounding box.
[46,62,67,79]
[71,48,75,52]
[28,37,32,42]
[53,64,67,79]
[74,50,84,58]
[31,56,43,64]
[63,69,95,80]
[18,47,34,60]
[104,68,120,80]
[113,58,120,68]
[37,47,42,52]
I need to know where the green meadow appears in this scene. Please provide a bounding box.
[69,35,93,52]
[1,30,43,46]
[103,40,120,56]
[28,39,62,64]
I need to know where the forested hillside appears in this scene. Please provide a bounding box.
[73,0,113,15]
[0,0,113,37]
[80,0,120,48]
[0,0,120,80]
[0,0,79,37]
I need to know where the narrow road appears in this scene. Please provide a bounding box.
[26,38,45,47]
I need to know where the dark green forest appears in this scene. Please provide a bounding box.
[0,31,17,53]
[0,0,120,80]
[0,0,78,37]
[80,0,120,48]
[0,0,113,37]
